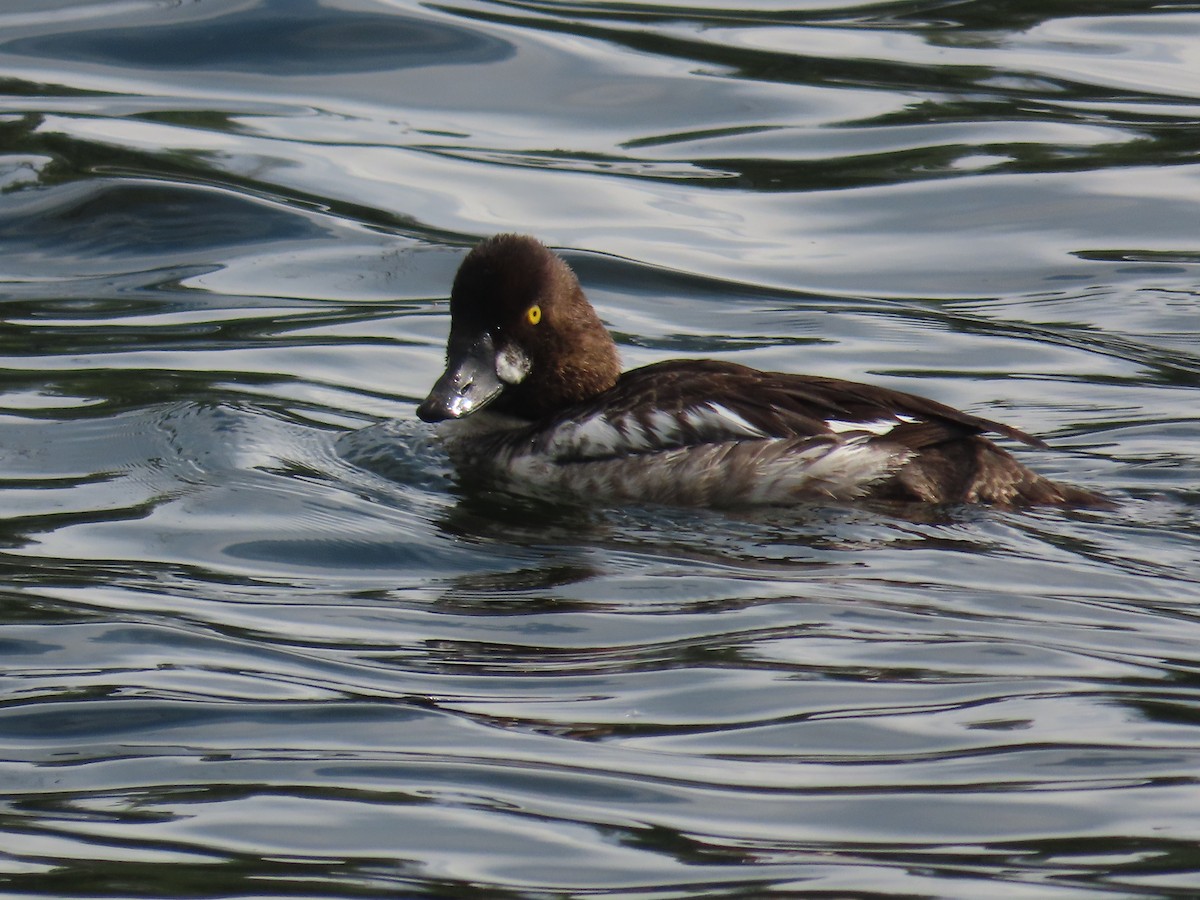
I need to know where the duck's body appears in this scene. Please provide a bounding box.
[417,234,1104,509]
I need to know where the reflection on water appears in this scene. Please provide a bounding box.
[8,0,511,74]
[2,0,1200,896]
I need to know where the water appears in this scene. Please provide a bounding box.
[2,0,1199,896]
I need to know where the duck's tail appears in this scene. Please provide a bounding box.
[886,436,1111,509]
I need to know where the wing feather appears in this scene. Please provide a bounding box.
[523,359,1047,463]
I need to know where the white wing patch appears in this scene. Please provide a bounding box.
[645,409,682,445]
[542,402,768,460]
[541,411,626,458]
[683,402,767,439]
[826,414,920,436]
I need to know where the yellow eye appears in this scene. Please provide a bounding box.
[526,305,542,325]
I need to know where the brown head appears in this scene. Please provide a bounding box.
[417,234,621,422]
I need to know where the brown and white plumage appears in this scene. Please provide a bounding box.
[417,234,1106,509]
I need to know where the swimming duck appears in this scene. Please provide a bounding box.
[417,234,1104,508]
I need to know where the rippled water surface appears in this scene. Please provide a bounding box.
[3,1,1200,896]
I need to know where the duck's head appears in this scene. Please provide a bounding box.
[417,234,621,423]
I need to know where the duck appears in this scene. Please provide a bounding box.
[416,234,1106,509]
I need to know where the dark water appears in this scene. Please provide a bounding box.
[2,0,1199,896]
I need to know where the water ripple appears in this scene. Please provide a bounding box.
[2,0,1200,896]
